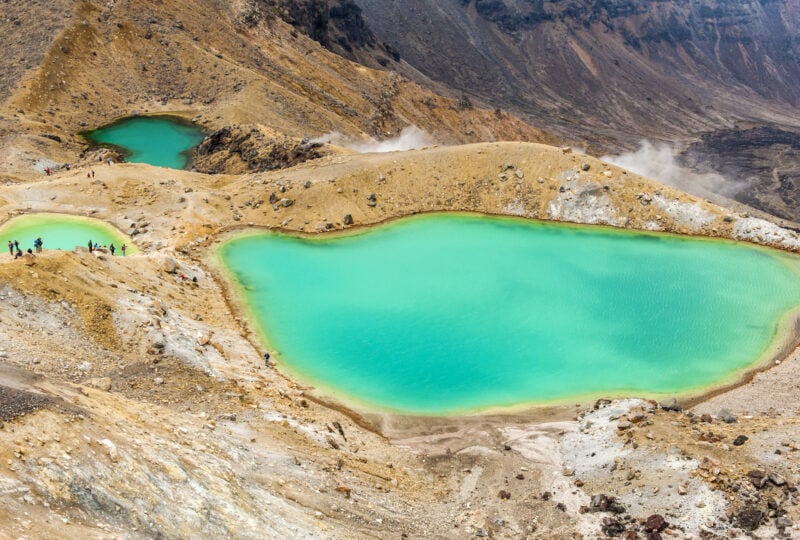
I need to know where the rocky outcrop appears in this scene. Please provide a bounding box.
[193,125,329,174]
[249,0,400,68]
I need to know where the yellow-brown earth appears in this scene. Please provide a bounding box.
[1,0,800,538]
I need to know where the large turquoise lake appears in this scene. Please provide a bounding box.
[219,215,800,414]
[84,116,205,169]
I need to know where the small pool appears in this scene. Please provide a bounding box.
[83,116,205,169]
[218,214,800,415]
[0,214,135,254]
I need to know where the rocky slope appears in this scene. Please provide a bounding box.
[2,0,800,538]
[2,140,800,538]
[0,0,556,184]
[352,0,800,220]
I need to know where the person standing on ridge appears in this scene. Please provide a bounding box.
[110,243,116,256]
[35,237,43,253]
[121,243,127,256]
[88,240,93,253]
[13,240,19,254]
[7,240,12,256]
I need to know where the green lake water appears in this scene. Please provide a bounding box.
[84,116,205,169]
[219,214,800,414]
[0,214,134,254]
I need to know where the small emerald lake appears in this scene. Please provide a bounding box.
[84,116,205,169]
[1,214,134,254]
[219,214,800,415]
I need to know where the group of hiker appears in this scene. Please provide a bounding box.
[7,237,127,258]
[6,237,43,259]
[87,240,127,256]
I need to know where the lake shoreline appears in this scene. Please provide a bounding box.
[208,212,800,431]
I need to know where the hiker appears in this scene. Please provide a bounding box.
[7,240,12,256]
[13,240,19,253]
[106,157,112,165]
[91,170,95,178]
[35,237,43,253]
[121,243,127,256]
[45,167,51,176]
[263,352,270,367]
[110,243,116,256]
[87,171,91,178]
[14,250,22,259]
[88,240,93,253]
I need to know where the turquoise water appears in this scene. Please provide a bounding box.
[0,214,134,254]
[84,116,205,169]
[219,215,800,414]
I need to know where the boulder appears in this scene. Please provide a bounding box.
[163,257,177,274]
[659,398,680,411]
[87,377,112,391]
[644,514,667,532]
[343,214,353,226]
[775,516,793,531]
[98,439,119,462]
[733,435,749,446]
[735,506,764,530]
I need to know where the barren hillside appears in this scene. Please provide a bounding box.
[2,0,800,538]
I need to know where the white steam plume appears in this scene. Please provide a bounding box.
[309,126,433,153]
[600,140,684,186]
[600,140,749,197]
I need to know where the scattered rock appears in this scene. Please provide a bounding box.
[163,257,177,274]
[768,472,787,486]
[587,494,626,514]
[343,214,353,226]
[718,408,737,423]
[280,198,294,207]
[644,514,667,532]
[498,490,511,500]
[733,435,749,446]
[601,517,625,536]
[98,439,119,462]
[659,398,680,411]
[735,506,764,531]
[581,163,590,171]
[747,469,768,488]
[87,377,112,391]
[775,516,793,531]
